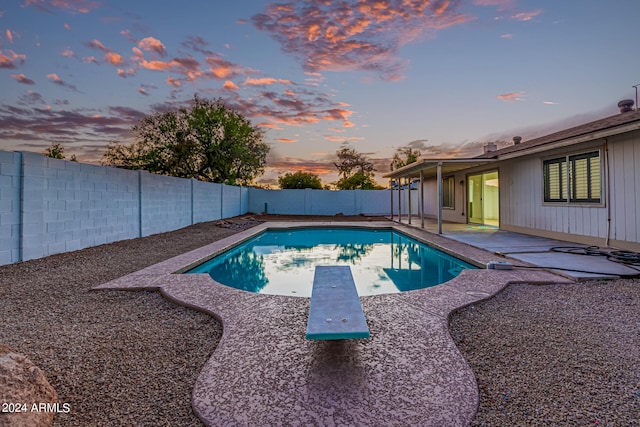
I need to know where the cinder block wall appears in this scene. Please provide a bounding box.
[0,151,21,265]
[18,152,141,262]
[0,150,395,266]
[247,188,391,216]
[0,151,251,266]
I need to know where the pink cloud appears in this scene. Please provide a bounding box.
[511,10,542,21]
[61,48,75,57]
[496,92,525,102]
[166,76,181,87]
[138,37,167,57]
[277,138,297,143]
[252,0,474,80]
[117,68,135,78]
[6,29,14,44]
[86,39,109,52]
[11,73,36,85]
[23,0,100,14]
[244,77,292,86]
[0,50,27,69]
[46,73,79,91]
[105,51,123,65]
[47,73,63,83]
[223,80,239,91]
[473,0,513,5]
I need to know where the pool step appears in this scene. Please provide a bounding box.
[305,266,370,340]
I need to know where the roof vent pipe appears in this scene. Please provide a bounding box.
[618,99,634,113]
[513,136,522,145]
[483,142,497,153]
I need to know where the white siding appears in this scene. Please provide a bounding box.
[498,130,639,245]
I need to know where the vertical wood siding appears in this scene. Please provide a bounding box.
[500,130,638,244]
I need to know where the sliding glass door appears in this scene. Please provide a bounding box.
[467,171,499,227]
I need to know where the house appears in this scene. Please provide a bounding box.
[384,104,640,252]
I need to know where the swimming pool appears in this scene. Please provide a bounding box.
[185,227,476,297]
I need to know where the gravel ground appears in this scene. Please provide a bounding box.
[2,214,639,426]
[449,280,640,426]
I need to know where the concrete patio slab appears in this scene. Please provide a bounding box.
[95,221,575,426]
[396,218,640,280]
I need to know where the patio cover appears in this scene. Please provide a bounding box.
[383,158,496,233]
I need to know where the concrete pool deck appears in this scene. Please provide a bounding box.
[95,221,573,426]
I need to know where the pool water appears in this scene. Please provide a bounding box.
[185,227,476,297]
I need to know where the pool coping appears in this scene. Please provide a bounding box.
[94,221,574,426]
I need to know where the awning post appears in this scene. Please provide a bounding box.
[419,170,424,229]
[397,178,402,223]
[437,161,443,234]
[407,177,412,225]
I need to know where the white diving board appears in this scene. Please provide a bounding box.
[305,266,370,340]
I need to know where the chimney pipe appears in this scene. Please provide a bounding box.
[513,136,522,145]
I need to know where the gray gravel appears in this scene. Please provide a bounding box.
[0,220,247,427]
[2,216,639,426]
[449,280,640,426]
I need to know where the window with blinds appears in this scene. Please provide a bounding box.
[543,151,601,203]
[442,176,455,209]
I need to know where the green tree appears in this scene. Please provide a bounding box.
[45,143,65,159]
[278,171,323,189]
[44,143,77,161]
[390,146,421,171]
[336,170,381,190]
[333,147,379,189]
[334,147,375,179]
[102,95,269,185]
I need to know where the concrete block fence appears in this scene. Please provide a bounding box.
[1,150,405,266]
[247,188,391,216]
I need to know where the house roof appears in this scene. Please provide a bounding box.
[475,109,640,160]
[384,158,496,179]
[385,109,640,180]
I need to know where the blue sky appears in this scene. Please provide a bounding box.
[1,0,639,186]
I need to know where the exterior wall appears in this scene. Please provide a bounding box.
[140,172,192,236]
[0,151,250,266]
[498,130,640,250]
[0,151,21,265]
[415,174,469,224]
[608,130,640,248]
[410,128,640,250]
[20,152,141,262]
[248,188,391,216]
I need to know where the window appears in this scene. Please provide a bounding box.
[442,176,455,209]
[543,151,601,203]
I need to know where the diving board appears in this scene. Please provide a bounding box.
[305,266,370,340]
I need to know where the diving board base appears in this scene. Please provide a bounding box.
[306,266,370,340]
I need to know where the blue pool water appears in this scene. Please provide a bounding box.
[185,227,476,297]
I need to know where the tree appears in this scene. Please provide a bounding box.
[102,95,269,185]
[333,147,379,189]
[390,146,421,171]
[335,171,381,190]
[334,147,375,179]
[44,143,77,161]
[278,171,323,189]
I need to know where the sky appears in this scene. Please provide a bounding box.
[2,0,639,187]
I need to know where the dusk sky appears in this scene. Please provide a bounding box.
[2,0,639,186]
